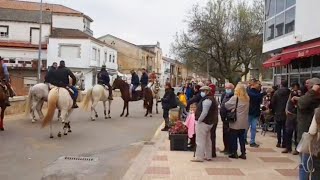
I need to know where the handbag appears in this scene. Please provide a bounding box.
[297,132,314,154]
[226,97,238,123]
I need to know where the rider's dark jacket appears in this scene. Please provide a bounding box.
[131,72,140,86]
[140,72,148,86]
[44,66,56,84]
[51,66,76,87]
[97,69,110,85]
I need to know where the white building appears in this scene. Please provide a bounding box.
[0,0,118,94]
[263,0,320,86]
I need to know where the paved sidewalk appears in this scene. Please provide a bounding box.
[122,123,299,180]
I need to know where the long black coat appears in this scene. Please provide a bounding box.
[52,66,76,87]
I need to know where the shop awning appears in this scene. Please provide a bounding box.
[281,40,320,60]
[263,40,320,68]
[262,55,291,68]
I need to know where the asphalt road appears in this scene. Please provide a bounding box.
[0,98,163,180]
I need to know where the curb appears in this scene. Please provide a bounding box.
[121,121,165,180]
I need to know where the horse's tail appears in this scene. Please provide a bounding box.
[42,88,58,128]
[24,87,32,116]
[143,88,152,109]
[82,88,93,111]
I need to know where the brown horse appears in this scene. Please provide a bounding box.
[112,77,153,117]
[0,84,7,131]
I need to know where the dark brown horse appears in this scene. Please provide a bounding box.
[0,84,7,131]
[112,77,153,117]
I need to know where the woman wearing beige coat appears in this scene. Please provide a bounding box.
[225,83,250,159]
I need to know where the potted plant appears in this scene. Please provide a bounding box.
[169,121,188,151]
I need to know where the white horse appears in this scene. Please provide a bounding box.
[25,72,85,123]
[41,87,75,138]
[147,80,161,114]
[82,84,112,121]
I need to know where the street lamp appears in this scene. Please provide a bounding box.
[37,0,43,83]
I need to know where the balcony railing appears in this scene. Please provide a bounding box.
[0,35,48,44]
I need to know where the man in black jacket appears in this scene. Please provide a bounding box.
[52,60,78,108]
[131,70,140,97]
[44,62,57,84]
[271,80,290,148]
[97,65,113,100]
[219,83,235,154]
[140,68,148,99]
[161,83,177,131]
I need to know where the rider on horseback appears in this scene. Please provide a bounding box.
[97,65,113,100]
[44,62,57,85]
[131,70,140,98]
[0,56,15,106]
[140,68,149,99]
[51,60,78,108]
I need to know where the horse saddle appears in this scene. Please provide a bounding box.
[130,84,142,92]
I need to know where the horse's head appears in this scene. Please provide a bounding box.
[112,76,122,90]
[74,72,85,91]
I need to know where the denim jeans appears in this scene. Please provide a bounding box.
[163,109,169,126]
[299,153,320,180]
[245,115,258,144]
[70,86,78,99]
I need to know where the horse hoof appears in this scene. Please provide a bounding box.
[68,130,72,133]
[95,114,98,118]
[57,132,62,137]
[125,115,129,117]
[108,116,111,119]
[105,116,108,119]
[50,135,54,138]
[0,128,4,131]
[32,120,36,123]
[64,133,67,136]
[145,115,147,117]
[120,115,123,117]
[91,118,95,121]
[150,115,152,117]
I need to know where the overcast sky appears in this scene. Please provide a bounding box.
[27,0,204,56]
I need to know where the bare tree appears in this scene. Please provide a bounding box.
[171,0,264,84]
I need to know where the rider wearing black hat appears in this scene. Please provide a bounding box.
[97,65,113,100]
[52,60,78,108]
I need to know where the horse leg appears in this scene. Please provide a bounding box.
[120,101,125,117]
[149,100,153,117]
[63,123,68,135]
[156,98,159,114]
[31,99,38,123]
[36,100,44,120]
[49,122,53,138]
[59,110,68,136]
[91,100,98,121]
[66,109,73,133]
[0,107,4,131]
[125,101,129,117]
[57,110,61,122]
[144,101,148,117]
[108,100,111,118]
[103,101,108,119]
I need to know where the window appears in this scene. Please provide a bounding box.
[97,49,100,62]
[265,0,276,19]
[264,0,296,41]
[265,18,275,41]
[104,52,108,64]
[0,26,9,38]
[113,55,115,63]
[275,13,284,37]
[24,77,37,87]
[59,44,81,59]
[285,7,295,34]
[276,0,285,13]
[92,48,97,61]
[286,0,296,8]
[109,54,112,62]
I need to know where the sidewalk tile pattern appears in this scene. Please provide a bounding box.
[259,157,295,163]
[206,168,245,176]
[275,169,299,176]
[145,167,170,175]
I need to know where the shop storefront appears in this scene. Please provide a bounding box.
[263,40,320,86]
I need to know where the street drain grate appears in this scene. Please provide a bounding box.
[144,141,155,145]
[62,156,97,161]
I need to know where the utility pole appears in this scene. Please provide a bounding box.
[37,0,43,83]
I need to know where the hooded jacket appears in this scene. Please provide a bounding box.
[247,88,265,117]
[161,88,177,110]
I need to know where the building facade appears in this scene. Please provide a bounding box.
[263,0,320,86]
[98,34,157,75]
[0,0,117,94]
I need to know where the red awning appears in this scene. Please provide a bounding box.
[281,40,320,60]
[263,55,291,68]
[263,40,320,68]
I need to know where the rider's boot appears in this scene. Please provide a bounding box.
[72,98,78,109]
